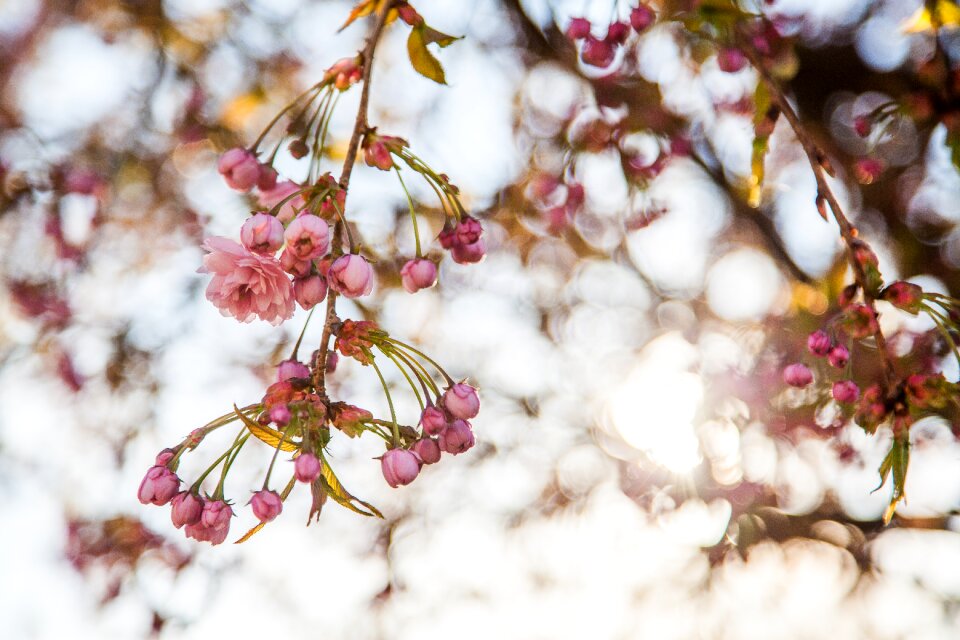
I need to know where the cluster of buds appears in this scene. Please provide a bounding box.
[361,128,486,270]
[138,329,480,544]
[565,4,655,69]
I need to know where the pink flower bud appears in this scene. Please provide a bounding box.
[853,115,872,137]
[420,404,449,436]
[170,491,204,528]
[363,140,393,171]
[605,21,630,45]
[438,419,475,455]
[280,248,312,277]
[257,164,278,191]
[293,274,328,310]
[442,383,480,419]
[783,363,813,388]
[832,380,860,404]
[218,147,260,192]
[277,359,310,382]
[630,5,655,32]
[328,254,374,298]
[451,238,486,264]
[412,437,442,465]
[841,304,879,339]
[200,499,233,533]
[326,351,339,373]
[240,213,284,254]
[137,465,180,505]
[155,448,176,466]
[828,345,849,369]
[881,281,924,315]
[269,403,291,426]
[580,36,615,68]
[566,17,591,40]
[854,158,884,185]
[294,452,322,483]
[250,489,283,523]
[717,47,748,73]
[400,258,438,293]
[381,448,422,488]
[807,330,832,356]
[284,214,330,260]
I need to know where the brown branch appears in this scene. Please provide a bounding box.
[313,1,396,396]
[741,45,898,394]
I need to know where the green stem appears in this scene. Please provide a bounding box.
[370,358,400,446]
[378,345,425,410]
[395,166,422,257]
[251,82,323,153]
[191,427,247,494]
[290,307,316,361]
[384,337,454,386]
[262,422,296,490]
[384,343,439,398]
[214,433,250,500]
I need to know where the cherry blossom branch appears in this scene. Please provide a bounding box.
[742,45,898,395]
[313,0,396,396]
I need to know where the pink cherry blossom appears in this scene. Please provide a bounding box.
[250,489,283,523]
[240,213,284,254]
[400,258,438,293]
[293,274,327,310]
[381,448,422,488]
[328,254,374,298]
[200,237,295,326]
[284,214,330,260]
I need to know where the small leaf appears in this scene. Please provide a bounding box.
[748,83,778,208]
[420,25,460,47]
[875,437,910,524]
[407,24,447,84]
[233,404,299,452]
[340,0,376,31]
[319,453,384,518]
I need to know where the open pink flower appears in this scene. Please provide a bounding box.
[200,237,295,325]
[284,214,330,261]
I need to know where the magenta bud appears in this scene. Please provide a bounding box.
[412,437,442,465]
[854,158,884,185]
[807,330,832,356]
[828,345,850,369]
[451,238,486,264]
[400,258,438,293]
[200,499,233,531]
[294,452,322,483]
[717,47,748,73]
[257,164,278,191]
[240,213,284,254]
[293,274,328,310]
[277,359,310,382]
[269,403,292,426]
[218,147,260,192]
[438,419,475,455]
[326,351,339,374]
[580,36,615,68]
[881,281,924,315]
[420,404,449,436]
[783,363,813,388]
[566,17,591,40]
[328,254,374,298]
[605,21,630,45]
[853,115,872,138]
[250,489,283,523]
[170,491,204,529]
[832,380,860,404]
[630,5,655,32]
[442,383,480,420]
[284,214,331,261]
[137,465,180,506]
[381,448,422,488]
[155,448,176,466]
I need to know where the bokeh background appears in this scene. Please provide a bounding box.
[2,0,960,637]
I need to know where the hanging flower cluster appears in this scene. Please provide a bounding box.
[139,1,481,544]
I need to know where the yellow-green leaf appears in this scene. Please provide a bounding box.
[339,0,376,31]
[876,437,910,524]
[420,25,460,48]
[749,82,778,208]
[407,24,447,85]
[233,404,299,452]
[319,453,384,518]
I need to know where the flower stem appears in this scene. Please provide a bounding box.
[395,166,422,257]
